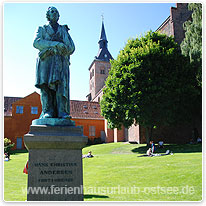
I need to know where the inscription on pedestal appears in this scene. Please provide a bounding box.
[35,162,76,183]
[27,149,84,201]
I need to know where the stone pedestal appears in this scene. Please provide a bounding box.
[24,125,88,201]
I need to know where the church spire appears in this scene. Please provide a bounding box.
[95,18,113,62]
[99,21,108,46]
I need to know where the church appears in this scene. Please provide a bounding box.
[4,3,200,150]
[86,20,113,103]
[85,2,201,144]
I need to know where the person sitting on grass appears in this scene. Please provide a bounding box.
[138,149,173,157]
[4,153,10,161]
[82,151,94,158]
[158,141,164,148]
[146,148,152,157]
[150,141,156,154]
[197,137,202,144]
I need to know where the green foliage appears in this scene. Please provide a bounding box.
[101,31,197,134]
[4,138,15,154]
[181,3,202,87]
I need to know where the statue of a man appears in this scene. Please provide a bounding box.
[33,7,75,119]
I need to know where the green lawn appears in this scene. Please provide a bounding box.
[4,143,202,201]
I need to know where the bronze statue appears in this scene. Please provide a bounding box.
[33,7,75,120]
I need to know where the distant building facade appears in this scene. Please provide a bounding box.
[4,92,42,150]
[156,3,192,45]
[70,100,105,143]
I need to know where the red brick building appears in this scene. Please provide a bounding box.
[156,3,192,45]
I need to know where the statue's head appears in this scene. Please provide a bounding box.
[46,7,60,23]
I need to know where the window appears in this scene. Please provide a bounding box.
[90,72,93,79]
[31,107,38,114]
[100,69,105,74]
[83,105,88,109]
[16,137,22,149]
[90,69,94,79]
[89,126,96,136]
[16,106,23,114]
[92,105,97,109]
[100,66,105,74]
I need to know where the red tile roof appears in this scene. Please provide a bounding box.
[4,96,22,116]
[4,94,104,120]
[70,100,104,120]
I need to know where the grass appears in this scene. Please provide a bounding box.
[4,151,28,201]
[4,142,202,201]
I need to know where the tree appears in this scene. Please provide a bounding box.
[181,3,202,87]
[100,31,197,144]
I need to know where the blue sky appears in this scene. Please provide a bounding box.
[3,2,176,100]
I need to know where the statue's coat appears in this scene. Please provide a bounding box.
[33,24,75,114]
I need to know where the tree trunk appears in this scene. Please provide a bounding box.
[150,126,153,140]
[145,126,153,147]
[145,127,150,147]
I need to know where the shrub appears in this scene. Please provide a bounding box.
[4,138,15,154]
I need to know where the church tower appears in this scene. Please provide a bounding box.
[87,20,113,102]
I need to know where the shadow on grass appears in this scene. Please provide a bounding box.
[131,144,202,154]
[10,149,28,155]
[84,194,109,199]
